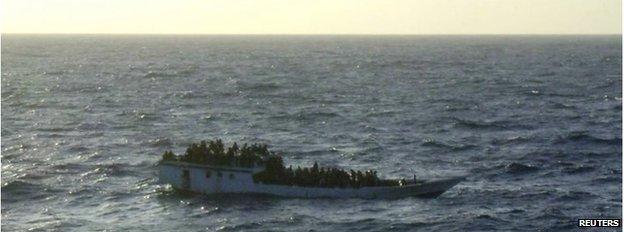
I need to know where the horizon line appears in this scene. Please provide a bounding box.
[2,32,622,36]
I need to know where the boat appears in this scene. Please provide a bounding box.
[158,155,464,199]
[158,139,464,199]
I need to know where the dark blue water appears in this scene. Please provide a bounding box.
[1,35,621,231]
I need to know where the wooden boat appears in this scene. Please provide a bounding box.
[159,160,463,199]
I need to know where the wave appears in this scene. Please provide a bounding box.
[2,180,41,193]
[298,111,341,119]
[1,180,57,203]
[137,113,160,121]
[216,222,263,231]
[76,122,107,131]
[365,110,401,117]
[36,133,68,138]
[550,102,577,109]
[505,209,526,214]
[98,163,141,176]
[536,71,557,77]
[2,143,31,152]
[52,163,89,174]
[45,218,98,231]
[36,126,74,132]
[504,163,539,174]
[67,186,101,196]
[451,117,532,130]
[297,112,342,121]
[490,136,532,145]
[443,105,473,112]
[474,214,503,221]
[324,218,384,231]
[266,114,292,121]
[592,176,621,183]
[143,71,179,78]
[523,88,586,98]
[470,162,540,178]
[384,221,433,231]
[534,207,569,221]
[236,82,282,92]
[117,110,161,122]
[81,163,139,177]
[555,191,595,201]
[266,111,341,123]
[421,139,477,151]
[146,138,173,147]
[294,148,341,157]
[170,91,202,99]
[358,124,383,133]
[517,190,554,199]
[43,70,66,76]
[553,131,622,146]
[67,145,90,153]
[561,165,595,174]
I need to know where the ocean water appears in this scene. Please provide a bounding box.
[1,35,621,231]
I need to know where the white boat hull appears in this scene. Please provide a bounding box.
[159,161,463,199]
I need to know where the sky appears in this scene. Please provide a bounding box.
[1,0,621,34]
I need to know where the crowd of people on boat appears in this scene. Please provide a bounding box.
[161,139,402,188]
[161,139,269,167]
[253,158,401,188]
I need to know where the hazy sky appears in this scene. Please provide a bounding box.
[2,0,621,34]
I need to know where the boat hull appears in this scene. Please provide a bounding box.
[250,177,463,199]
[159,161,463,199]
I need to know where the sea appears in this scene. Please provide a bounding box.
[1,35,621,231]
